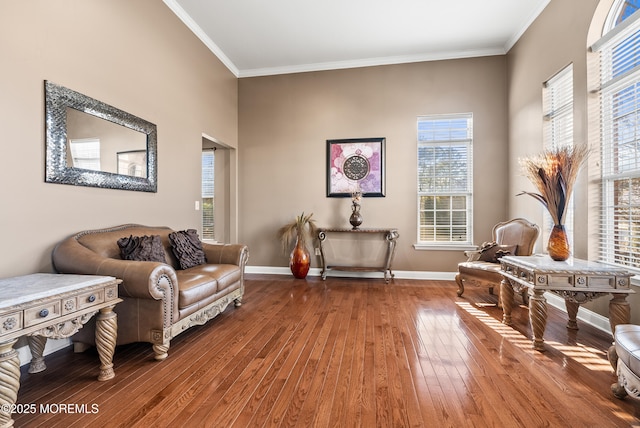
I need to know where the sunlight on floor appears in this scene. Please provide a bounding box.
[455,301,613,372]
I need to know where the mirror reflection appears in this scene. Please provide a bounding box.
[66,108,148,178]
[45,81,157,192]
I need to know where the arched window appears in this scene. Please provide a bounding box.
[592,0,640,271]
[604,0,640,31]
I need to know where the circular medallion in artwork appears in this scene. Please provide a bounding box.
[343,154,370,181]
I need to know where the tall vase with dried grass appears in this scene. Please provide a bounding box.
[278,212,318,279]
[518,145,588,261]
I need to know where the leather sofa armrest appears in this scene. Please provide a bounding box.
[52,237,178,301]
[202,243,249,267]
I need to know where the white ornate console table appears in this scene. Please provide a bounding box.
[0,273,121,427]
[317,228,399,283]
[499,255,633,352]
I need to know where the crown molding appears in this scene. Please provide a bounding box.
[237,48,506,78]
[503,0,551,52]
[163,0,240,77]
[165,0,548,78]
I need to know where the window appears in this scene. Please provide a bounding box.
[417,114,473,246]
[593,3,640,271]
[69,138,101,171]
[202,149,215,241]
[542,64,574,250]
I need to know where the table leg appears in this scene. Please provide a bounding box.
[609,294,631,335]
[529,289,548,351]
[565,300,580,330]
[26,335,47,373]
[0,339,19,428]
[95,304,118,381]
[501,278,514,325]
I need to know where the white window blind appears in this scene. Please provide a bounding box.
[202,149,215,241]
[542,65,574,250]
[594,8,640,271]
[69,138,101,171]
[417,114,473,245]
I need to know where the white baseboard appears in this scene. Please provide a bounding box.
[17,337,71,367]
[244,266,457,281]
[544,292,613,335]
[16,269,611,366]
[246,266,612,334]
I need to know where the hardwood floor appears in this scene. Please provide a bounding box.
[11,274,640,427]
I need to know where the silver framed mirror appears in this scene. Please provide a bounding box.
[45,81,157,192]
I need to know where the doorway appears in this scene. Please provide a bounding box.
[201,134,237,243]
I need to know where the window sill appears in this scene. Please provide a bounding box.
[413,243,477,251]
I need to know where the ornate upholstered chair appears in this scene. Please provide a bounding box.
[455,218,540,302]
[609,324,640,400]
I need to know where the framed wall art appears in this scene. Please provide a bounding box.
[326,137,385,197]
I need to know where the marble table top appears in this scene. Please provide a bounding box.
[500,255,633,275]
[0,273,116,309]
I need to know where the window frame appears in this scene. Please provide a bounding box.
[542,64,575,252]
[201,148,215,242]
[414,113,474,250]
[593,4,640,273]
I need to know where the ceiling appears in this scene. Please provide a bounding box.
[164,0,550,78]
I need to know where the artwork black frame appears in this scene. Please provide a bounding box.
[326,137,385,197]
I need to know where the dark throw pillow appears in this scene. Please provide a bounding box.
[169,229,207,270]
[478,241,517,263]
[117,234,167,263]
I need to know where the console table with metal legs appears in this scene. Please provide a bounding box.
[317,228,399,283]
[499,255,633,352]
[0,274,121,428]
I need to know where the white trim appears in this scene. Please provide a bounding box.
[245,267,616,334]
[413,244,477,251]
[17,338,71,367]
[19,269,616,366]
[544,293,613,335]
[162,0,240,77]
[238,48,504,78]
[504,0,551,52]
[163,0,549,78]
[246,266,455,281]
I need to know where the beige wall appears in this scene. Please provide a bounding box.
[0,0,237,277]
[507,0,600,258]
[238,57,509,272]
[506,0,640,323]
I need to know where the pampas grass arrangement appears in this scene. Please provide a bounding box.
[278,212,318,253]
[518,145,588,226]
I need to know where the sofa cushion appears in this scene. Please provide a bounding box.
[478,241,517,263]
[117,234,167,263]
[198,264,242,291]
[177,264,242,308]
[177,271,218,308]
[169,229,207,269]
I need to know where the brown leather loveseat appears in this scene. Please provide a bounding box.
[52,224,249,361]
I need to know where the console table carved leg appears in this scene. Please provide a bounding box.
[500,279,514,326]
[26,335,47,373]
[565,300,580,330]
[0,339,19,428]
[95,304,118,381]
[609,294,631,335]
[529,289,548,351]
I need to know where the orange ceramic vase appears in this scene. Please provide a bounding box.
[548,224,570,261]
[290,238,310,279]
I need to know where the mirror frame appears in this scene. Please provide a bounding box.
[45,81,157,192]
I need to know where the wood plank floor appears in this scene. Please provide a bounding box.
[11,274,640,427]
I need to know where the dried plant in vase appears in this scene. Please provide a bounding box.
[278,212,318,279]
[518,144,588,261]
